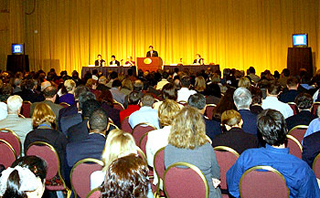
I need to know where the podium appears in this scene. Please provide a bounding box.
[287,47,313,77]
[7,55,29,73]
[137,57,163,72]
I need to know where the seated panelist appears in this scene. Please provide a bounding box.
[95,54,105,66]
[109,55,120,66]
[125,56,135,66]
[193,54,204,65]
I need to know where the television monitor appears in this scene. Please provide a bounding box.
[12,43,25,55]
[292,34,308,47]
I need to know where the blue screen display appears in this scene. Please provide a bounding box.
[293,34,307,46]
[12,44,24,54]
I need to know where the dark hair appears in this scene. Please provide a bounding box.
[97,90,114,106]
[110,71,118,80]
[101,154,149,198]
[188,93,206,110]
[286,77,299,87]
[162,83,177,101]
[2,170,27,198]
[82,99,101,118]
[78,91,96,110]
[128,91,141,105]
[212,88,237,120]
[23,79,35,90]
[181,76,191,87]
[141,94,154,107]
[162,72,169,79]
[112,79,122,88]
[43,86,57,98]
[267,82,282,95]
[257,109,287,146]
[295,93,313,109]
[248,66,255,74]
[149,45,153,48]
[282,68,290,77]
[89,108,109,132]
[74,85,90,100]
[250,87,262,105]
[111,55,116,59]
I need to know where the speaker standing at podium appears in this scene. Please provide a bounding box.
[95,54,105,66]
[146,45,158,57]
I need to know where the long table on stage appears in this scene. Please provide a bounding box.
[81,66,136,79]
[163,64,220,73]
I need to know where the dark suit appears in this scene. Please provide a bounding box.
[58,102,78,130]
[66,119,89,143]
[101,102,121,128]
[250,105,263,115]
[109,60,120,66]
[193,58,203,65]
[302,131,320,167]
[60,113,82,136]
[239,109,258,135]
[17,89,44,103]
[286,110,315,131]
[95,59,105,66]
[279,89,300,103]
[212,127,259,154]
[204,116,222,141]
[146,50,158,57]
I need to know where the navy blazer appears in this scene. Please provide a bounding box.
[239,109,258,135]
[286,111,315,131]
[60,113,82,136]
[66,120,88,143]
[58,102,78,130]
[302,131,320,167]
[204,116,222,141]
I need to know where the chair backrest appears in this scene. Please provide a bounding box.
[70,158,104,198]
[311,102,320,116]
[178,100,188,106]
[205,104,216,120]
[288,102,298,115]
[121,116,132,133]
[21,101,31,118]
[288,125,308,143]
[113,100,125,111]
[86,188,101,198]
[153,147,165,194]
[0,128,22,157]
[239,166,289,198]
[59,102,70,108]
[0,139,17,168]
[286,135,302,159]
[312,152,320,179]
[132,123,157,146]
[163,162,209,198]
[109,122,119,130]
[139,132,149,155]
[213,146,239,190]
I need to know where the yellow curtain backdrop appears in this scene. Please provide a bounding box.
[23,0,319,75]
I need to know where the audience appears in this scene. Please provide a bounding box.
[59,79,76,105]
[119,91,140,122]
[177,76,196,102]
[279,76,300,103]
[110,79,126,105]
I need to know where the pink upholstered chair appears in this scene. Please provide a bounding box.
[139,132,149,156]
[86,188,101,198]
[0,139,17,168]
[288,125,308,143]
[121,116,132,133]
[132,123,157,146]
[205,104,216,120]
[239,166,289,198]
[153,147,165,197]
[286,135,302,159]
[0,128,22,157]
[163,162,209,198]
[113,100,125,111]
[288,102,299,115]
[59,102,70,108]
[21,101,31,118]
[311,102,320,116]
[312,153,320,179]
[70,158,104,198]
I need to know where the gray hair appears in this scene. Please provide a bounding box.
[7,95,23,114]
[233,87,252,109]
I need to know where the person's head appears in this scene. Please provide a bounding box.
[99,76,107,85]
[110,71,118,80]
[238,77,251,89]
[286,77,299,90]
[250,87,262,105]
[1,83,12,95]
[196,54,201,59]
[97,54,102,60]
[282,68,290,77]
[0,156,47,198]
[85,79,96,89]
[97,90,114,106]
[295,93,313,110]
[121,78,133,90]
[111,55,116,61]
[40,81,51,92]
[221,110,243,131]
[233,87,252,109]
[128,91,141,105]
[158,99,180,126]
[43,86,57,100]
[257,109,287,146]
[112,79,122,88]
[181,76,191,88]
[82,99,101,119]
[74,85,90,100]
[133,80,143,92]
[101,129,137,168]
[101,154,149,198]
[7,95,23,114]
[64,79,76,93]
[78,91,96,110]
[162,83,177,101]
[188,93,206,113]
[168,106,207,149]
[24,79,35,90]
[149,45,153,51]
[32,103,56,129]
[141,94,154,107]
[267,82,282,96]
[248,66,255,74]
[88,108,109,134]
[194,76,206,92]
[211,73,221,84]
[14,78,22,87]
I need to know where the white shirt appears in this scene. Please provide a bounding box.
[262,96,294,119]
[0,102,7,121]
[177,87,197,102]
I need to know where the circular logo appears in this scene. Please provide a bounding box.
[144,58,152,64]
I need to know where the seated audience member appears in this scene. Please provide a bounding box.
[188,93,222,141]
[119,91,140,122]
[278,68,291,88]
[66,99,101,143]
[101,154,153,198]
[153,83,183,110]
[24,103,67,178]
[177,76,197,102]
[129,94,160,129]
[212,88,237,121]
[204,73,221,105]
[86,78,101,99]
[279,77,300,103]
[246,66,260,83]
[237,77,251,89]
[303,128,320,168]
[13,78,22,94]
[0,101,7,120]
[249,87,263,114]
[106,71,118,88]
[59,79,76,105]
[0,95,33,151]
[212,110,258,154]
[98,90,121,127]
[285,93,315,131]
[227,109,320,198]
[109,55,120,66]
[96,76,109,91]
[30,86,63,123]
[121,78,133,96]
[17,79,42,103]
[262,82,293,119]
[156,72,169,91]
[233,87,257,135]
[194,76,206,94]
[66,108,109,175]
[90,129,137,189]
[0,83,12,102]
[110,79,126,105]
[0,156,47,198]
[165,106,222,198]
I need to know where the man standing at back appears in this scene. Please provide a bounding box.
[227,109,320,197]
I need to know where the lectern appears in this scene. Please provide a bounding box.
[287,47,313,76]
[137,57,163,72]
[7,55,29,73]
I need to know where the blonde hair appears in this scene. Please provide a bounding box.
[158,99,180,126]
[101,129,137,170]
[32,103,56,129]
[194,76,206,92]
[64,79,76,92]
[121,78,133,90]
[168,106,207,149]
[238,77,251,89]
[221,110,241,127]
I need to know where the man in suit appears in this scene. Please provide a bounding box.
[279,76,300,103]
[286,93,315,131]
[188,93,221,141]
[146,45,158,57]
[193,54,204,65]
[233,87,258,135]
[30,86,63,123]
[0,95,33,151]
[95,54,105,66]
[109,55,120,66]
[17,79,43,103]
[302,130,320,168]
